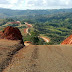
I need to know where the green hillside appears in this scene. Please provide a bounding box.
[0,8,72,45]
[0,8,72,18]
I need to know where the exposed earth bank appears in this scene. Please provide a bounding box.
[0,26,24,45]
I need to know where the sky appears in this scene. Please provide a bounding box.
[0,0,72,10]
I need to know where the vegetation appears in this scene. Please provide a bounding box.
[20,13,72,44]
[23,30,45,45]
[0,8,72,44]
[0,8,72,18]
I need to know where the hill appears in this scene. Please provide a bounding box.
[0,8,72,18]
[0,8,72,45]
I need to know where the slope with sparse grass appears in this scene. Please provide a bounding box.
[0,39,24,72]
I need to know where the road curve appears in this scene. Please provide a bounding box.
[3,45,72,72]
[24,28,29,33]
[40,36,50,43]
[24,22,50,43]
[24,22,32,35]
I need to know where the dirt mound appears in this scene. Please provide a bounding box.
[0,26,24,45]
[0,31,3,36]
[61,35,72,45]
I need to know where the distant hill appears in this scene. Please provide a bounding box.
[0,8,72,18]
[0,8,72,45]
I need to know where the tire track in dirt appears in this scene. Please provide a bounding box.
[2,45,72,72]
[26,46,40,72]
[31,46,38,59]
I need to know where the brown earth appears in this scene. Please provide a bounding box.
[25,22,32,28]
[7,21,20,24]
[0,39,24,72]
[0,26,24,45]
[0,31,3,36]
[61,35,72,45]
[2,45,72,72]
[24,28,29,33]
[24,41,32,46]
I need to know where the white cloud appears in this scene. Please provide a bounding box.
[0,0,10,4]
[8,0,18,4]
[25,0,72,9]
[0,0,72,9]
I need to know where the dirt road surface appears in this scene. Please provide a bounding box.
[25,22,32,28]
[24,22,32,34]
[40,36,50,43]
[24,28,29,33]
[3,45,72,72]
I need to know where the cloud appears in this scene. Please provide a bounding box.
[8,0,18,4]
[0,0,72,9]
[26,0,72,9]
[0,0,10,4]
[0,0,25,9]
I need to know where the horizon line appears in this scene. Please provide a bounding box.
[0,7,72,10]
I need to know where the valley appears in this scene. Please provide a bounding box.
[0,8,72,72]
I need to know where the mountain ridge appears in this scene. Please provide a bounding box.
[0,8,72,18]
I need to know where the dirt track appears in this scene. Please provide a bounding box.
[40,36,50,43]
[24,22,50,43]
[3,45,72,72]
[24,28,29,33]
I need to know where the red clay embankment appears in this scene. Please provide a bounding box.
[61,35,72,45]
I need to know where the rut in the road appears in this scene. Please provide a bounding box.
[27,46,40,72]
[31,46,38,59]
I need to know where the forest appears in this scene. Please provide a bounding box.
[0,8,72,44]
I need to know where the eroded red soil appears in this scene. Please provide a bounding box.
[61,35,72,45]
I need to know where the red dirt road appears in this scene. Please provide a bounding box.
[24,22,50,43]
[3,45,72,72]
[40,36,50,43]
[24,22,32,34]
[25,22,32,28]
[24,28,29,33]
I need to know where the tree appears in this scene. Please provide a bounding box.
[30,30,39,45]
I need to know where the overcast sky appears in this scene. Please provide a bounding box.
[0,0,72,10]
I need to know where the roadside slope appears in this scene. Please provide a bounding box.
[0,39,24,72]
[3,45,72,72]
